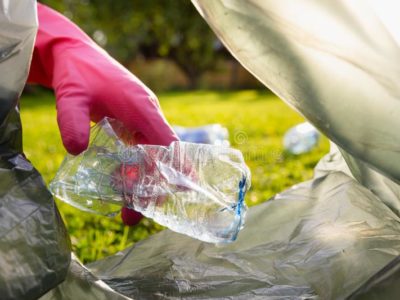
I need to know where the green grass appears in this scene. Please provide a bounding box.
[20,90,329,263]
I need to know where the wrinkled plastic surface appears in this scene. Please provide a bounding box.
[50,118,250,243]
[283,122,320,154]
[39,254,131,300]
[0,1,71,300]
[173,124,230,146]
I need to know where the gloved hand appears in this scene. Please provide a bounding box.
[28,4,178,226]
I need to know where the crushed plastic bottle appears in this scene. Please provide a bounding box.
[49,118,251,243]
[283,122,321,155]
[173,124,230,146]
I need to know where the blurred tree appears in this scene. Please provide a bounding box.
[40,0,228,88]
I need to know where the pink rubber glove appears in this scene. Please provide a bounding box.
[28,4,178,226]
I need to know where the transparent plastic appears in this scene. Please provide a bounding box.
[283,122,320,155]
[49,118,251,243]
[173,124,230,147]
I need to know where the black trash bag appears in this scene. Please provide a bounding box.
[0,2,71,299]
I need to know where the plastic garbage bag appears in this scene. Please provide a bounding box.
[0,1,71,300]
[2,0,400,299]
[283,122,320,154]
[173,124,230,146]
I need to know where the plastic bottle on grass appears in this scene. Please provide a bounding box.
[283,122,320,154]
[173,124,230,146]
[50,118,251,243]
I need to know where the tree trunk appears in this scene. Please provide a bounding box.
[187,73,199,89]
[174,61,200,89]
[230,60,239,89]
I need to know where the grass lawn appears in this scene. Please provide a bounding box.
[20,89,329,263]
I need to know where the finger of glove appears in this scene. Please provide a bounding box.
[56,93,91,155]
[103,77,179,146]
[121,207,143,226]
[124,94,178,146]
